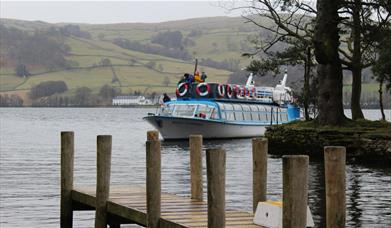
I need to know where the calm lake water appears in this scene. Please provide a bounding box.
[0,108,390,227]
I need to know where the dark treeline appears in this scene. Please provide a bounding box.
[151,30,183,49]
[0,94,23,107]
[30,84,120,107]
[45,25,91,39]
[113,38,192,61]
[29,81,68,99]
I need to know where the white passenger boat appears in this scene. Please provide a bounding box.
[144,72,300,140]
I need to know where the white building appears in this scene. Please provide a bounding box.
[112,96,152,106]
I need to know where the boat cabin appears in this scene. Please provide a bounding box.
[158,100,290,125]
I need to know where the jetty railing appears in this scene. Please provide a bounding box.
[60,131,346,228]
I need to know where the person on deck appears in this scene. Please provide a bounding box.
[194,71,203,83]
[162,93,171,103]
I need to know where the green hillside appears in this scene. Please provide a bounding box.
[0,17,382,108]
[0,17,256,99]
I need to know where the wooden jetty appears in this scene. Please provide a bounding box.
[60,131,347,228]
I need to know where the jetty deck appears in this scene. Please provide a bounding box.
[72,185,258,227]
[61,131,347,228]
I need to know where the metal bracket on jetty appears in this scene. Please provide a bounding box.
[60,131,347,228]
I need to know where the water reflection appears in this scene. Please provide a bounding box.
[348,165,363,228]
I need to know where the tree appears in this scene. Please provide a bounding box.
[239,0,316,120]
[74,87,92,106]
[151,31,183,49]
[146,61,156,69]
[314,0,347,125]
[29,81,68,99]
[99,84,118,100]
[15,64,30,77]
[338,0,390,119]
[100,58,111,66]
[238,0,390,121]
[372,37,391,120]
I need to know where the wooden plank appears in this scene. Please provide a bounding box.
[252,138,267,213]
[146,140,161,228]
[324,146,346,228]
[72,185,260,228]
[60,132,74,228]
[282,155,308,228]
[190,135,203,201]
[95,135,112,228]
[206,149,226,228]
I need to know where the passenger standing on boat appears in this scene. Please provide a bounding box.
[201,72,207,82]
[186,74,194,84]
[162,93,171,103]
[194,71,208,83]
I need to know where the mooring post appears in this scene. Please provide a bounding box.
[206,148,226,228]
[146,139,161,228]
[94,135,112,228]
[61,131,74,228]
[324,146,346,228]
[282,155,309,228]
[147,130,159,141]
[190,135,203,201]
[252,137,268,213]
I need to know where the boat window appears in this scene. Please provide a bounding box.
[160,104,174,116]
[234,112,244,121]
[225,111,235,121]
[220,103,234,111]
[173,104,196,118]
[250,105,260,121]
[251,112,260,121]
[195,104,217,119]
[242,104,252,121]
[249,105,258,112]
[232,104,243,111]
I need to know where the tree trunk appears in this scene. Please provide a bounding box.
[313,0,346,125]
[379,79,385,121]
[304,47,311,121]
[350,0,364,120]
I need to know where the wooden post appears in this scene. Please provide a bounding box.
[95,135,112,228]
[324,146,346,228]
[147,130,159,141]
[206,148,226,228]
[146,140,161,228]
[61,131,74,228]
[283,155,309,228]
[252,137,268,213]
[190,135,203,201]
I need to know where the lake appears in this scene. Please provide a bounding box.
[0,108,390,227]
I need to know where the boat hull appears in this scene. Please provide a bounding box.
[144,116,267,140]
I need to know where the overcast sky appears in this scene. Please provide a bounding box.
[0,1,243,24]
